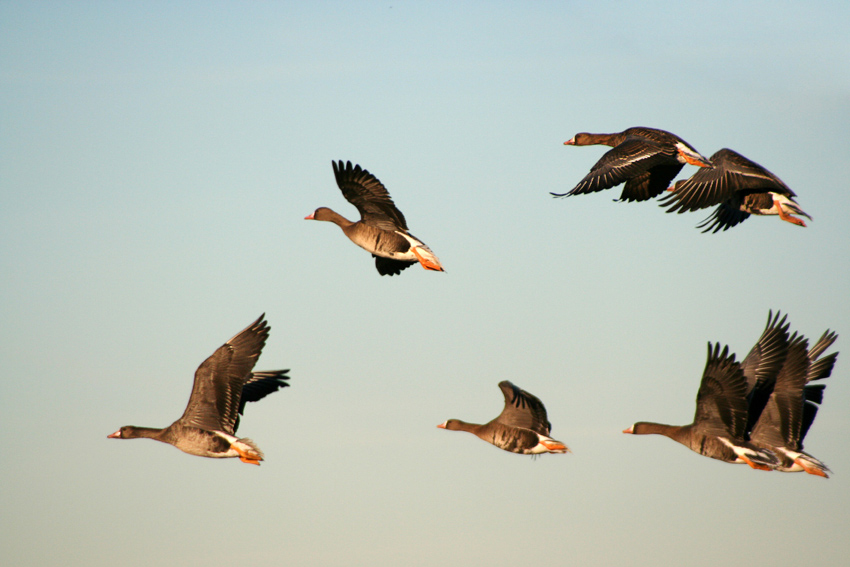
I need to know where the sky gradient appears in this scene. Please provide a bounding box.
[2,2,849,566]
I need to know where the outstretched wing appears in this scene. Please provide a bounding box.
[494,380,552,436]
[799,329,839,447]
[556,137,679,198]
[695,201,751,233]
[742,311,790,433]
[741,310,790,394]
[661,148,793,213]
[619,164,683,202]
[333,160,408,231]
[806,330,838,382]
[693,343,748,438]
[179,314,270,434]
[750,333,809,449]
[233,370,290,433]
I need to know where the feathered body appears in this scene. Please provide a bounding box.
[306,160,443,276]
[553,127,712,202]
[624,343,779,470]
[108,315,289,465]
[661,148,810,231]
[438,381,569,455]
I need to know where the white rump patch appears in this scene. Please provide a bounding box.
[717,437,750,463]
[394,231,443,269]
[213,431,239,444]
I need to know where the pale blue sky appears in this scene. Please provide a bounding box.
[2,2,849,566]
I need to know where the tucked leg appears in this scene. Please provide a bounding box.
[231,443,262,466]
[411,247,444,271]
[739,455,773,471]
[775,199,806,227]
[795,458,828,477]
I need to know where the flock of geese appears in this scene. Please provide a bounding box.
[108,127,836,477]
[553,126,811,233]
[625,311,837,476]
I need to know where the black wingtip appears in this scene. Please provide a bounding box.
[707,342,736,365]
[332,160,358,177]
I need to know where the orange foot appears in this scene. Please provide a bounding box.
[679,149,714,168]
[775,200,807,227]
[411,247,444,272]
[540,439,569,453]
[232,444,262,466]
[685,156,711,168]
[740,455,772,471]
[795,458,828,478]
[677,149,712,168]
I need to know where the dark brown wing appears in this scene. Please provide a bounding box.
[742,311,789,433]
[178,314,270,434]
[770,334,810,449]
[332,160,408,231]
[555,137,680,197]
[233,370,290,433]
[695,200,751,233]
[799,385,825,448]
[799,330,839,447]
[373,255,416,276]
[494,380,551,436]
[750,334,809,450]
[661,148,794,214]
[807,330,838,380]
[742,311,790,394]
[693,343,748,439]
[622,127,687,146]
[619,164,684,202]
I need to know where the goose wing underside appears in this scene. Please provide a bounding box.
[562,138,676,197]
[662,148,793,214]
[232,370,290,433]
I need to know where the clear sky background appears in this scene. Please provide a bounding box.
[2,2,849,566]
